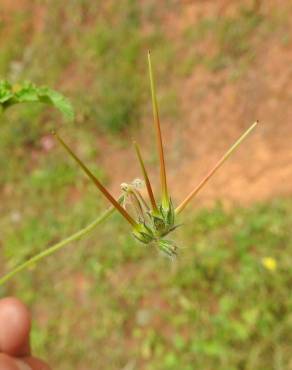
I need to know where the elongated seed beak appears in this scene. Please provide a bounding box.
[133,141,158,212]
[148,50,169,208]
[53,132,137,227]
[175,121,258,214]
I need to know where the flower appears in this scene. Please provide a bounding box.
[261,257,277,271]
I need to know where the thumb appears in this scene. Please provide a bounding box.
[0,297,31,356]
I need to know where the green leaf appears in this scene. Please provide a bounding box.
[38,87,74,120]
[0,80,14,103]
[0,80,74,120]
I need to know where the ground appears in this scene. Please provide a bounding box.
[1,1,292,207]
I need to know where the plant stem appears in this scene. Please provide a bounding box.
[0,204,118,286]
[133,141,158,212]
[147,51,169,208]
[54,132,137,227]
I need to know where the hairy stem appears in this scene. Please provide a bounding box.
[0,203,119,286]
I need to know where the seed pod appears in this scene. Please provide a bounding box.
[121,179,150,224]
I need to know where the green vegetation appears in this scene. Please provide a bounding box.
[182,4,263,75]
[0,53,258,284]
[0,0,148,134]
[1,196,291,369]
[0,80,74,119]
[89,1,144,132]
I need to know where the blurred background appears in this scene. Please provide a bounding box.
[0,1,291,369]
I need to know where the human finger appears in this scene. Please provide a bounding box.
[0,297,31,356]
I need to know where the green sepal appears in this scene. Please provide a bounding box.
[132,223,155,244]
[151,213,165,233]
[159,198,175,226]
[166,198,175,227]
[158,239,178,258]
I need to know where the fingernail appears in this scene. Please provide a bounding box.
[15,359,32,370]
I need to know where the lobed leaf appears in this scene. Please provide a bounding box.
[0,80,74,120]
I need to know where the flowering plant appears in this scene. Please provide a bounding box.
[0,52,257,285]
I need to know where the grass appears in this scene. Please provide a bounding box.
[0,0,149,134]
[1,195,291,370]
[79,0,146,132]
[181,4,264,76]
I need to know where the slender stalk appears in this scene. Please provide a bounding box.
[0,203,118,286]
[133,141,158,212]
[133,189,150,211]
[176,121,258,214]
[147,51,168,207]
[53,132,137,227]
